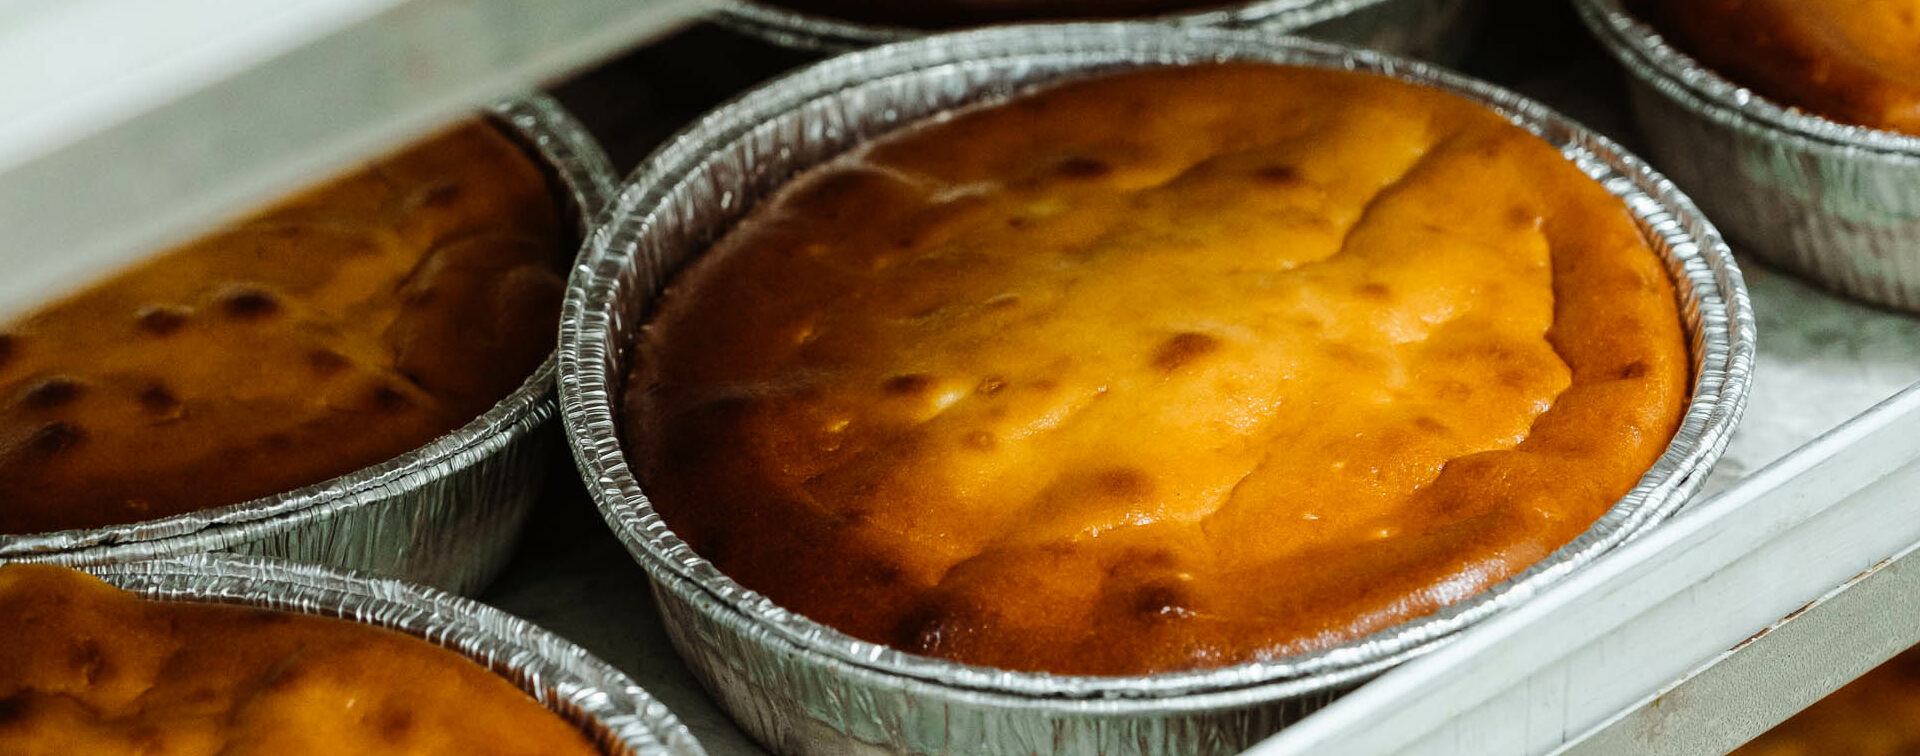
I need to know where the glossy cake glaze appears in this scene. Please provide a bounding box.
[0,120,565,534]
[1630,0,1920,135]
[0,564,598,755]
[627,64,1689,675]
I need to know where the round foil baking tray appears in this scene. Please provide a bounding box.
[0,95,619,596]
[562,24,1755,754]
[718,0,1482,60]
[71,554,704,755]
[1575,0,1920,311]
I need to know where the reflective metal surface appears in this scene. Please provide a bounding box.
[716,0,1481,60]
[1576,0,1920,312]
[80,554,705,756]
[0,95,619,596]
[561,24,1753,754]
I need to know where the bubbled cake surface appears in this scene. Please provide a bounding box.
[0,564,601,755]
[0,120,565,534]
[628,65,1689,675]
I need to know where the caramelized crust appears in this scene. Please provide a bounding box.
[758,0,1234,28]
[1630,0,1920,135]
[0,564,599,756]
[0,121,565,534]
[628,64,1689,675]
[1735,649,1920,755]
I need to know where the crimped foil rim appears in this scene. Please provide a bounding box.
[0,94,619,559]
[1573,0,1920,158]
[74,554,704,755]
[717,0,1398,50]
[561,23,1754,701]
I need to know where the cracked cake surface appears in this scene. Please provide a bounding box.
[0,564,599,755]
[627,64,1689,675]
[0,120,565,534]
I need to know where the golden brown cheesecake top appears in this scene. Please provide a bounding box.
[0,120,565,534]
[627,64,1690,675]
[0,564,600,756]
[1735,649,1920,756]
[758,0,1234,28]
[1631,0,1920,135]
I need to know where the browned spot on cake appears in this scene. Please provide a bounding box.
[1106,549,1177,576]
[134,306,189,335]
[0,334,13,368]
[30,422,85,455]
[1618,360,1651,380]
[696,528,733,565]
[262,433,294,450]
[1055,156,1112,178]
[18,376,82,410]
[257,661,314,695]
[893,600,970,655]
[1152,332,1220,372]
[1508,205,1541,230]
[976,376,1006,396]
[1095,467,1152,499]
[308,349,350,375]
[883,373,933,396]
[865,562,903,588]
[370,384,411,412]
[244,608,294,625]
[137,382,181,416]
[413,181,463,208]
[68,639,107,684]
[376,706,417,742]
[1255,164,1302,184]
[1413,416,1449,433]
[1359,282,1393,301]
[218,286,280,319]
[1130,583,1198,622]
[0,694,22,725]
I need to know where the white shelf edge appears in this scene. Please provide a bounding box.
[1557,529,1920,754]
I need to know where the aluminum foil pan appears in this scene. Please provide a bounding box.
[717,0,1483,61]
[1575,0,1920,312]
[561,24,1755,755]
[66,554,704,755]
[0,95,619,596]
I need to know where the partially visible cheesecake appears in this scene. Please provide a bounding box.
[0,120,566,533]
[0,564,601,756]
[1631,0,1920,135]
